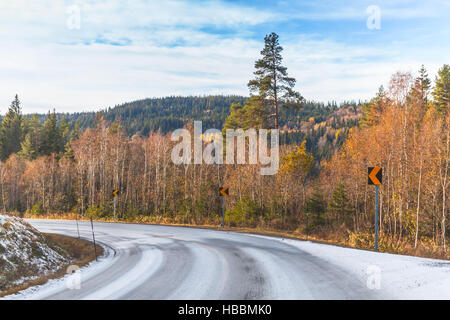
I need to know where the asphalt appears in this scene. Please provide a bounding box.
[21,219,384,300]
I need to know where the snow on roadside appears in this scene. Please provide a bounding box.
[2,244,115,300]
[247,234,450,299]
[0,214,70,292]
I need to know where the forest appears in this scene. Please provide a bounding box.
[0,33,448,257]
[26,95,360,162]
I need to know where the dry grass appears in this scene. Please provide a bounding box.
[0,233,103,298]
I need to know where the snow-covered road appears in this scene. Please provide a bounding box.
[5,219,450,300]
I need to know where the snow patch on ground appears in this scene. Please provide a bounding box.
[0,214,70,292]
[246,234,450,299]
[2,243,114,300]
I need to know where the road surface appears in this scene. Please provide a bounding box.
[16,219,387,299]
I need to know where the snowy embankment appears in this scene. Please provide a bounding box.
[0,214,70,292]
[249,234,450,299]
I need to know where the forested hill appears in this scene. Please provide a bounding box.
[49,94,362,134]
[54,96,248,136]
[29,95,362,161]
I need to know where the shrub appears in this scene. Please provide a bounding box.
[85,205,111,219]
[29,202,44,215]
[225,197,260,227]
[124,207,140,220]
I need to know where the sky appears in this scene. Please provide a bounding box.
[0,0,449,114]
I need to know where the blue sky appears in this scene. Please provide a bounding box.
[0,0,449,113]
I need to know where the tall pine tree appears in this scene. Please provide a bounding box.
[40,110,62,155]
[414,65,431,106]
[0,95,24,161]
[432,64,450,115]
[248,32,302,129]
[360,86,386,129]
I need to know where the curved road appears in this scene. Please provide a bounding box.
[19,219,385,300]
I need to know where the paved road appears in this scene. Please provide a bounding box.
[20,219,384,300]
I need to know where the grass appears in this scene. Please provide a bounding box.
[0,233,103,298]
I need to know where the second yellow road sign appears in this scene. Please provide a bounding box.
[368,167,382,185]
[219,187,229,197]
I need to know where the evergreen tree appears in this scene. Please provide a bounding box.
[40,110,62,155]
[19,133,36,160]
[305,189,327,230]
[72,120,80,140]
[63,119,79,160]
[328,183,352,226]
[0,95,24,160]
[413,65,431,106]
[24,114,42,157]
[59,116,71,150]
[223,96,267,131]
[248,32,302,129]
[432,64,450,115]
[360,86,386,129]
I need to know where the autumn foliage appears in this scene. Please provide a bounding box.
[0,65,448,258]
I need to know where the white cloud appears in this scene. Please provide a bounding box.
[0,0,448,113]
[0,38,260,113]
[282,35,445,103]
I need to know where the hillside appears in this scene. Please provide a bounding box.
[31,95,362,161]
[51,95,248,136]
[58,96,361,135]
[0,215,70,291]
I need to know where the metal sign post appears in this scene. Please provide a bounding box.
[219,187,229,228]
[113,197,117,221]
[113,189,119,221]
[375,185,379,251]
[222,196,225,228]
[368,167,382,252]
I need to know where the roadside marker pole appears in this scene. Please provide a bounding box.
[306,212,309,241]
[90,217,98,261]
[375,185,379,252]
[222,196,225,228]
[75,212,80,239]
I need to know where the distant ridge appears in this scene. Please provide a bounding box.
[24,95,361,136]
